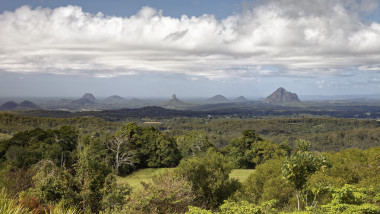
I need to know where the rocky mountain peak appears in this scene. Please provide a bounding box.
[263,87,300,103]
[82,93,96,102]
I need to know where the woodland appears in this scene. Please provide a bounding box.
[0,112,379,213]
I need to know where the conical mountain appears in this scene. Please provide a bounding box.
[104,95,127,104]
[82,93,97,102]
[234,96,249,102]
[263,87,300,103]
[0,100,40,110]
[71,93,97,105]
[18,100,40,109]
[206,95,229,103]
[0,101,18,110]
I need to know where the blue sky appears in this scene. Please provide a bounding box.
[0,0,380,98]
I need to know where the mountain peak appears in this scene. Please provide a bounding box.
[0,100,39,110]
[234,96,248,102]
[264,87,300,103]
[206,94,229,103]
[82,93,96,102]
[19,100,40,109]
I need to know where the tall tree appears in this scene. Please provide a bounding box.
[76,135,111,213]
[107,135,136,175]
[107,123,141,174]
[281,140,330,211]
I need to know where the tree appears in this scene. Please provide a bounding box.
[101,174,131,212]
[139,127,181,168]
[0,127,78,169]
[223,130,263,169]
[224,130,285,169]
[237,158,293,209]
[31,160,80,207]
[176,131,213,158]
[76,135,111,213]
[281,140,330,211]
[107,135,137,175]
[175,148,240,209]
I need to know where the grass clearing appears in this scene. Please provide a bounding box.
[230,169,254,182]
[117,168,173,191]
[117,168,254,193]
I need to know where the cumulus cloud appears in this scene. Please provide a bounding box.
[0,0,380,79]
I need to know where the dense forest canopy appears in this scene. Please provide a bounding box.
[0,111,379,213]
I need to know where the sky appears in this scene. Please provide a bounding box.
[1,0,380,98]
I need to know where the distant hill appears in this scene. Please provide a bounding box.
[0,100,40,110]
[19,100,40,109]
[161,94,189,110]
[71,98,95,105]
[206,95,229,104]
[103,95,127,104]
[0,101,18,110]
[71,93,97,106]
[82,93,97,102]
[233,96,248,102]
[264,87,300,103]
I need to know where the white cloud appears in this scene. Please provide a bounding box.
[0,0,380,79]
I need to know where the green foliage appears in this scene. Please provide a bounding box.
[176,149,240,209]
[101,174,131,212]
[0,188,31,214]
[331,184,367,205]
[47,202,81,214]
[186,206,213,214]
[176,131,214,158]
[76,135,111,213]
[0,126,78,169]
[0,112,119,137]
[139,126,181,168]
[186,200,278,214]
[107,123,140,175]
[281,140,330,210]
[237,158,294,208]
[109,123,180,173]
[318,185,380,214]
[282,140,329,191]
[30,160,80,207]
[322,148,380,186]
[224,130,286,169]
[223,130,263,169]
[124,171,196,214]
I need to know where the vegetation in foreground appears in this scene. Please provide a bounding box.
[0,115,379,213]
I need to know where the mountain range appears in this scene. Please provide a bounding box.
[0,88,302,111]
[0,100,40,110]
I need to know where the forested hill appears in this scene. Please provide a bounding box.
[1,112,380,151]
[9,104,380,121]
[0,112,119,135]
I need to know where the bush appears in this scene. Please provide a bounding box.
[176,149,240,209]
[124,171,197,214]
[0,188,31,214]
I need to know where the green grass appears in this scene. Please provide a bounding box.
[117,168,254,192]
[117,168,173,192]
[230,169,255,182]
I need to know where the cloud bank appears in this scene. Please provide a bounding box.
[1,0,380,79]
